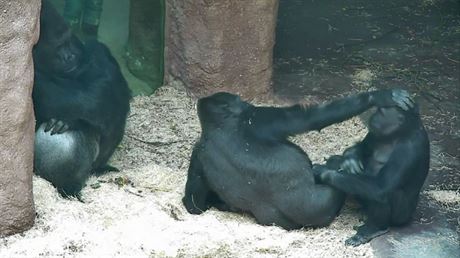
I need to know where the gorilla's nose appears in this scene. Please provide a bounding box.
[64,52,76,62]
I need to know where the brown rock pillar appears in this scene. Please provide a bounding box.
[0,0,40,236]
[165,0,278,99]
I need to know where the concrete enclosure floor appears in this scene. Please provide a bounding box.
[274,0,460,257]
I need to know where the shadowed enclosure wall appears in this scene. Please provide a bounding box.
[0,0,40,236]
[127,0,165,91]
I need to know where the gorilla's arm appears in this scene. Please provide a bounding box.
[246,89,413,139]
[33,74,106,131]
[319,142,417,203]
[182,149,212,214]
[337,135,373,175]
[342,137,369,160]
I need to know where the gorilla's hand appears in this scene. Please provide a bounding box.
[372,89,414,111]
[340,157,363,175]
[44,119,70,135]
[312,164,334,183]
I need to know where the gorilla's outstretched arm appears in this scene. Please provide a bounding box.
[246,90,413,140]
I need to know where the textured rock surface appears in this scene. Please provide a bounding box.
[165,0,278,99]
[0,0,40,236]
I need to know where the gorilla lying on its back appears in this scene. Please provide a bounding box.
[33,0,131,197]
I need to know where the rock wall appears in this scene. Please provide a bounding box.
[165,0,278,99]
[0,0,40,236]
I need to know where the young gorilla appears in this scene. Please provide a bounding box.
[183,89,414,229]
[32,0,131,197]
[313,105,429,246]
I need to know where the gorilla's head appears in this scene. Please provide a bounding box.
[33,0,84,76]
[197,92,250,130]
[368,105,420,137]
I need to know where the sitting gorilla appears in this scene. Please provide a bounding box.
[314,105,429,246]
[32,0,131,197]
[183,89,413,229]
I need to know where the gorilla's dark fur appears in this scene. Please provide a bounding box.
[314,105,429,246]
[33,0,131,197]
[183,89,414,229]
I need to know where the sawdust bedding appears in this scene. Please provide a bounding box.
[1,86,382,257]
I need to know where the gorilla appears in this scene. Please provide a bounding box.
[183,89,414,229]
[32,0,131,197]
[314,105,429,246]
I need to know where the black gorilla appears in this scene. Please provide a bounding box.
[32,0,131,197]
[183,89,414,229]
[314,105,429,246]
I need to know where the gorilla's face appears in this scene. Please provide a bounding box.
[368,107,406,137]
[34,30,84,76]
[197,92,250,129]
[33,0,84,76]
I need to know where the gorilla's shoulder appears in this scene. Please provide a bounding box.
[84,40,110,53]
[84,40,118,65]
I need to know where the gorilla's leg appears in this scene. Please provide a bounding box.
[92,133,123,175]
[346,222,389,247]
[252,204,299,230]
[182,173,212,214]
[345,202,390,246]
[274,184,345,229]
[34,124,99,197]
[303,185,346,227]
[390,189,418,226]
[206,191,234,212]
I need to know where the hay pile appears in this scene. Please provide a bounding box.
[426,190,460,212]
[1,87,374,258]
